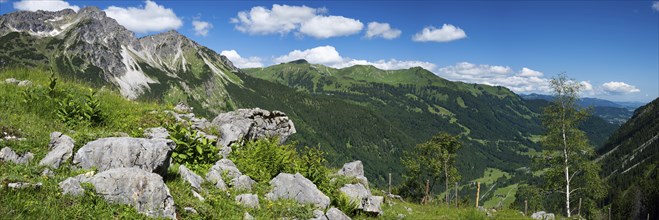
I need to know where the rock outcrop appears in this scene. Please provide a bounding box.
[210,108,296,147]
[72,137,175,176]
[178,164,204,191]
[265,173,330,209]
[0,147,33,164]
[38,132,74,168]
[235,194,260,209]
[326,207,351,220]
[335,161,383,215]
[531,211,555,220]
[60,168,176,219]
[144,127,169,140]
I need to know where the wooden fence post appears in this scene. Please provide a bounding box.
[524,199,528,215]
[475,182,481,207]
[455,182,459,208]
[608,207,611,220]
[388,173,392,195]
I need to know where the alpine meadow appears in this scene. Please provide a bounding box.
[0,1,657,220]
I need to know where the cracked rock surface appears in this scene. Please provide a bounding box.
[265,173,329,209]
[72,137,175,176]
[39,132,75,168]
[211,108,296,147]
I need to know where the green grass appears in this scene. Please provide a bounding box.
[473,168,510,186]
[0,68,321,219]
[482,184,519,209]
[354,200,529,220]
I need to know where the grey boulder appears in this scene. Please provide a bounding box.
[210,108,296,147]
[144,127,169,139]
[531,211,555,220]
[235,193,259,209]
[39,132,75,168]
[337,160,369,187]
[326,207,351,220]
[339,183,371,209]
[179,164,204,191]
[64,168,176,219]
[233,175,256,191]
[362,196,384,216]
[311,209,329,220]
[0,147,33,164]
[72,137,175,176]
[265,173,330,209]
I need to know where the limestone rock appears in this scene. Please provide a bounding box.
[17,80,32,87]
[205,167,228,190]
[218,146,232,159]
[179,164,204,191]
[192,190,205,201]
[39,132,75,168]
[531,211,555,220]
[265,173,330,208]
[210,108,296,147]
[311,209,328,220]
[209,159,242,181]
[337,160,369,187]
[87,168,176,219]
[59,174,88,196]
[0,147,33,164]
[233,175,256,191]
[326,207,351,220]
[4,78,20,84]
[339,183,371,209]
[184,207,198,214]
[144,127,169,139]
[243,212,255,220]
[362,196,384,216]
[8,182,42,190]
[235,193,259,209]
[72,137,175,176]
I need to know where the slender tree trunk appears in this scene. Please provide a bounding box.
[562,100,571,218]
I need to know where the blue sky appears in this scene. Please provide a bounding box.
[1,0,658,102]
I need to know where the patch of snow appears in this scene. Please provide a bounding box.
[114,46,156,99]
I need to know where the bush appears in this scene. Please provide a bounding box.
[230,138,299,183]
[166,122,218,173]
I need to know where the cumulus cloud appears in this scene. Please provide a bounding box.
[601,81,640,94]
[104,0,182,33]
[653,1,659,11]
[231,4,363,38]
[365,22,401,39]
[274,45,436,70]
[192,20,213,36]
[299,16,363,38]
[220,50,264,69]
[437,62,552,93]
[14,0,80,12]
[274,46,343,64]
[412,24,467,42]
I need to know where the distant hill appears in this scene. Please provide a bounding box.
[520,93,637,125]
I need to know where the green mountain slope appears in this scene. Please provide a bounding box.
[597,98,658,219]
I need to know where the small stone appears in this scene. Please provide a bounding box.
[325,207,351,220]
[0,147,33,164]
[235,194,259,209]
[184,207,198,214]
[17,80,32,87]
[144,127,169,139]
[397,213,405,220]
[8,182,42,190]
[233,175,256,191]
[4,78,20,84]
[179,164,204,191]
[39,132,75,168]
[310,209,328,220]
[192,190,205,201]
[243,212,255,220]
[362,196,384,216]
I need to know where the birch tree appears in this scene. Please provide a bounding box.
[540,73,606,218]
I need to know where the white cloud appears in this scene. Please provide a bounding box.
[220,50,264,69]
[14,0,80,12]
[299,15,363,38]
[192,20,213,36]
[519,67,544,77]
[104,0,182,34]
[437,62,552,93]
[231,4,363,38]
[274,46,344,64]
[365,22,401,39]
[653,1,659,11]
[274,45,435,71]
[601,81,640,94]
[412,24,467,42]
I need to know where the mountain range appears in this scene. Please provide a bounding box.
[0,7,624,186]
